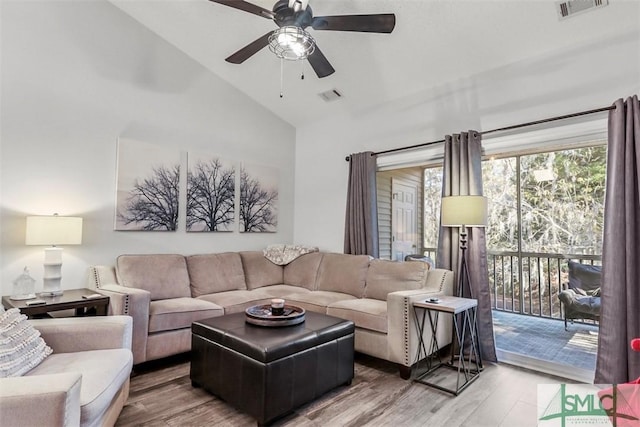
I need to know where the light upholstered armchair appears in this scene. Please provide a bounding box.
[0,316,133,427]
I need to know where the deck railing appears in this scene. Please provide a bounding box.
[488,251,600,322]
[422,248,601,324]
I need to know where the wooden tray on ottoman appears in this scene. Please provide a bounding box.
[245,304,305,327]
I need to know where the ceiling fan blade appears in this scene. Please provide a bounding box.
[311,14,396,33]
[307,45,335,78]
[208,0,275,20]
[225,32,272,64]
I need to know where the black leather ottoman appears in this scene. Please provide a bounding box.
[190,311,355,426]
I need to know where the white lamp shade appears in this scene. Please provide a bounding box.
[25,216,83,245]
[441,196,488,227]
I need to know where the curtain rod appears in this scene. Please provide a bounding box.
[344,104,615,161]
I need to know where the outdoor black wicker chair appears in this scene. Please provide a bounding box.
[558,260,602,331]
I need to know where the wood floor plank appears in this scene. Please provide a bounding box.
[457,364,533,427]
[116,354,575,427]
[499,401,538,427]
[117,377,216,426]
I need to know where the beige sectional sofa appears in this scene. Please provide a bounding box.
[90,251,453,378]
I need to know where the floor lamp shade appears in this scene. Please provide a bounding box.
[441,196,488,228]
[440,196,487,298]
[26,215,83,296]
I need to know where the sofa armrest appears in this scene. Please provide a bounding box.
[424,268,454,293]
[87,265,144,314]
[87,265,118,289]
[29,316,132,353]
[386,269,454,368]
[386,286,454,369]
[88,266,151,364]
[0,372,82,427]
[558,289,577,304]
[97,285,150,365]
[96,285,149,364]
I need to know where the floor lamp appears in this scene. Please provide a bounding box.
[440,196,488,298]
[26,214,83,296]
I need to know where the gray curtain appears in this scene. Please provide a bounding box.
[344,151,379,257]
[595,95,640,384]
[436,131,497,363]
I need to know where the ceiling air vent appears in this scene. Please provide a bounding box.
[318,89,342,102]
[556,0,608,20]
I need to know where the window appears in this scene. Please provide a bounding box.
[423,166,443,256]
[419,143,606,317]
[482,146,606,254]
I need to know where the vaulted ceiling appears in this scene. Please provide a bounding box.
[109,0,639,127]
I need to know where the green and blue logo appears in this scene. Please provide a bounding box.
[538,384,639,427]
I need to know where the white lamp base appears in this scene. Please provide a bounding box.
[41,247,64,296]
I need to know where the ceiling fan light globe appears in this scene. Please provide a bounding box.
[268,26,315,60]
[277,32,297,47]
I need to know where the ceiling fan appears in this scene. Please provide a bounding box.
[209,0,396,78]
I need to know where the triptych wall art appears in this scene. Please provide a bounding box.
[114,139,278,233]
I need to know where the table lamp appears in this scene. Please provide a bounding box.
[26,214,83,296]
[441,196,488,298]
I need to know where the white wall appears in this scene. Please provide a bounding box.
[0,1,296,296]
[294,28,640,252]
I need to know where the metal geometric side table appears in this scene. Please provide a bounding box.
[412,295,481,396]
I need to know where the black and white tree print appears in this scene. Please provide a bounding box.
[115,139,181,231]
[187,156,235,232]
[117,165,180,231]
[239,164,278,233]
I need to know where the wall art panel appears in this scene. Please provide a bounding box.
[115,138,181,231]
[239,162,278,233]
[187,152,236,232]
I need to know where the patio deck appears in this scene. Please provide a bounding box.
[492,310,598,381]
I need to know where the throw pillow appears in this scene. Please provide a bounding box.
[0,308,52,377]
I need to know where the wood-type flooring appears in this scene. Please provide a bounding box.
[116,353,572,427]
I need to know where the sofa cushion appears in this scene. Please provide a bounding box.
[0,308,52,377]
[571,296,601,315]
[239,251,284,290]
[117,254,191,301]
[316,253,370,297]
[365,259,427,301]
[260,284,312,299]
[187,253,247,297]
[327,299,388,334]
[148,298,223,333]
[568,261,602,292]
[197,289,274,314]
[285,290,356,314]
[283,252,324,290]
[25,348,133,427]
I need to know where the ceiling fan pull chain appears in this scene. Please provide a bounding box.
[300,59,305,80]
[280,58,284,98]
